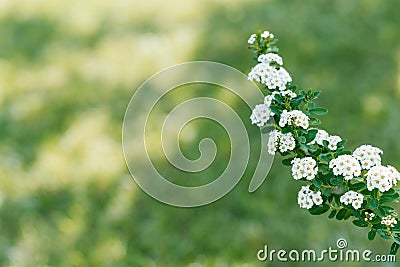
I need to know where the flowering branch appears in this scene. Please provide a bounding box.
[248,30,400,255]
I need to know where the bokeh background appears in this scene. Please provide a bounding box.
[1,0,400,266]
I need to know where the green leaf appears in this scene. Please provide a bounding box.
[282,157,294,166]
[343,209,352,220]
[383,189,397,196]
[352,219,368,227]
[297,136,306,143]
[312,91,321,99]
[309,117,321,125]
[368,229,377,240]
[267,46,279,53]
[309,107,328,115]
[394,236,400,245]
[375,207,387,217]
[320,154,332,163]
[313,179,322,188]
[381,206,396,216]
[309,204,330,215]
[323,188,332,197]
[281,127,291,134]
[367,198,379,209]
[305,129,318,143]
[330,177,344,186]
[274,94,284,104]
[348,182,366,191]
[379,194,400,204]
[377,229,391,239]
[269,105,282,115]
[291,95,304,108]
[390,242,400,255]
[328,209,337,219]
[336,208,347,220]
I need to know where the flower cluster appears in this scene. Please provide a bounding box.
[267,130,296,155]
[248,63,292,90]
[364,211,376,222]
[258,53,283,65]
[339,190,364,210]
[297,185,323,209]
[366,165,398,192]
[247,30,400,254]
[329,155,361,180]
[353,145,383,170]
[279,109,309,129]
[291,157,318,180]
[250,103,272,127]
[308,129,342,151]
[381,215,398,228]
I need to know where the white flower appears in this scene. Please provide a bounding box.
[258,53,283,65]
[312,191,323,205]
[309,129,329,146]
[353,145,383,170]
[381,215,397,228]
[364,211,375,222]
[291,157,318,180]
[264,91,280,108]
[267,130,296,155]
[279,132,296,153]
[248,33,257,44]
[329,155,361,180]
[248,63,292,91]
[308,129,342,151]
[327,135,342,151]
[366,165,399,192]
[267,130,280,155]
[250,103,272,127]
[279,110,309,129]
[261,30,270,38]
[280,90,297,99]
[340,190,364,210]
[297,185,323,209]
[388,165,400,185]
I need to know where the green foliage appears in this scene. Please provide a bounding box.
[248,20,400,255]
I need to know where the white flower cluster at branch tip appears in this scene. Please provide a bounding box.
[248,63,292,90]
[340,190,364,210]
[366,165,400,192]
[261,30,274,39]
[308,129,342,151]
[248,29,400,250]
[248,34,256,44]
[267,130,296,155]
[381,215,398,228]
[298,185,323,209]
[279,110,309,129]
[291,157,318,180]
[353,145,383,170]
[329,155,362,180]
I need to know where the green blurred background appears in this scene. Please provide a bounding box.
[0,0,400,266]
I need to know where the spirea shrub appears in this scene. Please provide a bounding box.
[248,30,400,255]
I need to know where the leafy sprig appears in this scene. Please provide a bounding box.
[248,30,400,255]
